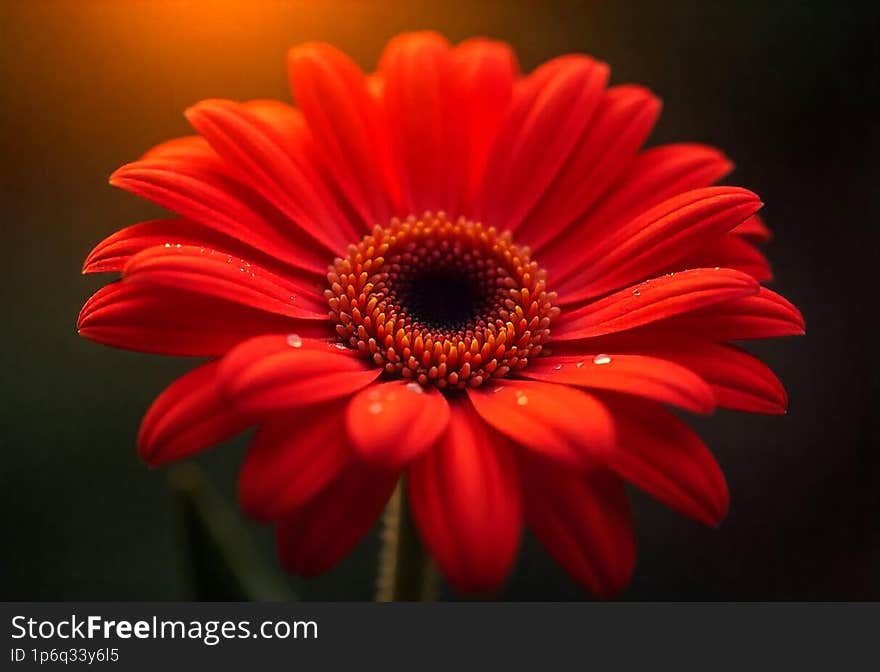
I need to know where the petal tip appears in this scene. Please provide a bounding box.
[286,40,332,65]
[184,99,234,125]
[75,304,90,332]
[81,248,102,274]
[108,164,136,187]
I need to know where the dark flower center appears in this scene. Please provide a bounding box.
[397,269,484,330]
[326,212,559,390]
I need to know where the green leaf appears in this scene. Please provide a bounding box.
[169,463,295,601]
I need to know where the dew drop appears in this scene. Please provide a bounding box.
[516,394,529,406]
[576,361,584,368]
[289,295,297,303]
[368,402,383,415]
[175,243,182,249]
[592,353,612,365]
[164,243,171,248]
[553,363,563,371]
[632,288,641,297]
[334,342,348,351]
[714,266,720,271]
[493,386,503,394]
[405,382,424,394]
[286,334,303,348]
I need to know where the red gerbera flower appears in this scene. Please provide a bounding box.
[78,32,804,597]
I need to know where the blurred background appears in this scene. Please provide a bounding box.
[1,0,877,600]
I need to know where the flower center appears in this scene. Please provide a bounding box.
[326,212,559,390]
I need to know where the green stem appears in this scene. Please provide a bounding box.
[375,479,436,601]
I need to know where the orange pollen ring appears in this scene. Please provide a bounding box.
[326,212,560,390]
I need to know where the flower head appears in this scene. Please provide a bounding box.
[79,32,804,596]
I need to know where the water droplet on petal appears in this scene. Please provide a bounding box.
[516,394,529,406]
[368,402,383,414]
[405,382,424,394]
[493,386,503,393]
[632,288,641,297]
[175,243,182,249]
[576,361,584,368]
[593,354,612,365]
[164,243,171,248]
[553,363,563,370]
[286,334,303,348]
[714,266,720,271]
[334,342,348,351]
[289,295,297,303]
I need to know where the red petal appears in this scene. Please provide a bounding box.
[275,465,398,576]
[561,287,804,346]
[560,187,762,301]
[109,151,330,272]
[141,134,214,161]
[378,32,453,213]
[184,99,358,250]
[676,233,772,283]
[550,334,790,415]
[628,286,805,341]
[520,454,635,597]
[447,38,518,211]
[408,400,521,593]
[77,281,324,357]
[137,361,252,467]
[731,214,772,243]
[239,401,352,521]
[346,381,451,469]
[651,342,789,414]
[553,268,759,341]
[83,219,205,275]
[122,244,326,320]
[544,143,732,284]
[218,334,381,414]
[287,42,393,228]
[82,218,325,278]
[476,55,609,232]
[518,85,661,252]
[602,395,728,526]
[468,380,615,467]
[522,354,715,414]
[580,187,761,296]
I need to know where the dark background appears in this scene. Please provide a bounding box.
[1,0,877,600]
